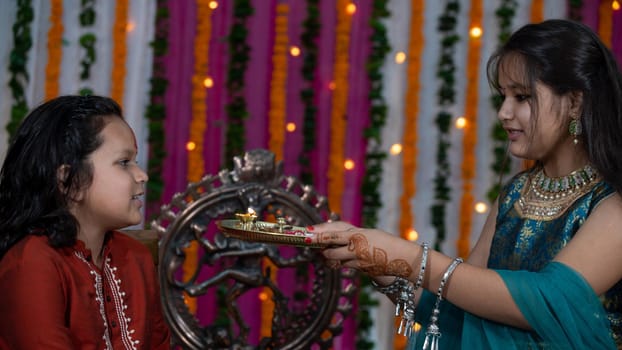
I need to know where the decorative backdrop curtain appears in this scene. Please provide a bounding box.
[1,0,621,349]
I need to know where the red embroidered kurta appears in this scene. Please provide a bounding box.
[0,232,171,349]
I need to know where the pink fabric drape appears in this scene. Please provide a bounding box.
[162,1,195,205]
[314,0,337,197]
[244,0,277,150]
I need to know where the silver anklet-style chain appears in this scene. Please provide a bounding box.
[372,242,430,337]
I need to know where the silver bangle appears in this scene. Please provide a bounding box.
[414,242,429,291]
[398,242,429,337]
[423,257,463,350]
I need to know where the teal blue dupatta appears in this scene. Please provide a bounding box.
[408,262,615,349]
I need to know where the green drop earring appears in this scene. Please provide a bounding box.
[569,115,582,145]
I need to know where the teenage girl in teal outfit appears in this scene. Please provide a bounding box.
[309,19,622,349]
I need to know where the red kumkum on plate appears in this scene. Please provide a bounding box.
[216,218,327,248]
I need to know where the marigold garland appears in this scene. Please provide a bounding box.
[395,2,424,348]
[268,4,289,161]
[458,0,483,258]
[598,0,613,47]
[262,4,289,338]
[110,0,129,105]
[327,0,353,214]
[183,0,213,315]
[398,0,424,243]
[45,0,63,100]
[530,0,544,23]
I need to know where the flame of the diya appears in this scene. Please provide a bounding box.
[236,208,258,224]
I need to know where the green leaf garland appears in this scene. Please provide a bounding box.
[7,0,34,139]
[431,1,460,251]
[78,0,96,96]
[145,0,169,211]
[224,0,253,168]
[299,0,320,185]
[358,1,391,349]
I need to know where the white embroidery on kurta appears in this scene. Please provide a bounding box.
[104,257,138,349]
[74,251,113,350]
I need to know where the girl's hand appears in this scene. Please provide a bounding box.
[309,221,417,279]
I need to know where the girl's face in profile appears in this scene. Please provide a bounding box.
[70,116,148,233]
[495,56,576,167]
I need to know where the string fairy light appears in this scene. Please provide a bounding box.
[395,51,406,64]
[474,201,488,214]
[344,159,355,170]
[469,26,482,38]
[289,45,301,56]
[203,77,213,88]
[390,143,403,155]
[455,116,467,129]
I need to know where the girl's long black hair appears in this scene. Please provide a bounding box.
[0,95,123,259]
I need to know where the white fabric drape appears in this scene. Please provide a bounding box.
[0,0,155,171]
[0,0,572,348]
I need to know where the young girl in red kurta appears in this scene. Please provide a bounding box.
[0,95,171,349]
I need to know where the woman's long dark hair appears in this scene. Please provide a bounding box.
[0,95,123,259]
[487,19,622,194]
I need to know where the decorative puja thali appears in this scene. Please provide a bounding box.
[217,213,326,248]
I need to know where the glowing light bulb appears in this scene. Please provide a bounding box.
[474,202,488,214]
[407,229,419,241]
[258,292,269,301]
[290,46,301,57]
[126,21,135,33]
[395,51,406,64]
[470,26,482,38]
[346,3,356,15]
[344,159,355,170]
[390,143,403,155]
[455,117,467,129]
[286,122,296,132]
[203,77,214,88]
[186,142,196,151]
[328,81,336,90]
[613,0,620,10]
[209,1,218,9]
